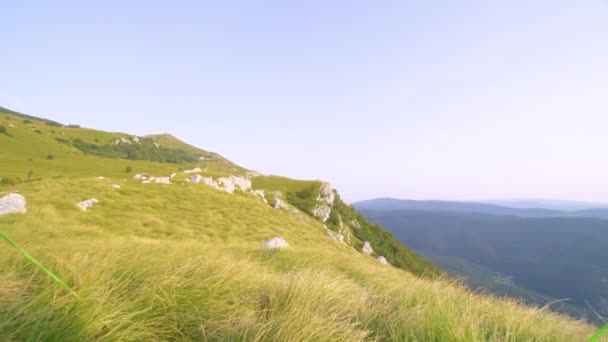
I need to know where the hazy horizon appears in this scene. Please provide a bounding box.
[3,1,608,202]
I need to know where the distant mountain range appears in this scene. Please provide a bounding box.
[354,198,608,220]
[354,198,608,324]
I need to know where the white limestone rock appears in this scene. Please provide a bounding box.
[0,193,27,216]
[78,198,98,211]
[312,204,331,222]
[317,182,335,206]
[154,177,171,184]
[110,184,121,189]
[232,176,252,192]
[170,173,177,179]
[362,241,373,256]
[217,177,236,193]
[8,124,14,128]
[262,237,289,249]
[133,173,145,180]
[153,142,160,148]
[142,180,151,184]
[132,136,140,143]
[377,256,389,265]
[97,176,105,180]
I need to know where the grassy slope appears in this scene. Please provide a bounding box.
[0,108,599,340]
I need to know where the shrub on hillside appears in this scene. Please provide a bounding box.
[23,119,32,124]
[47,154,55,160]
[0,125,6,135]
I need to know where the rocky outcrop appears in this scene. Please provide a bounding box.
[0,193,27,216]
[317,182,335,206]
[377,256,389,265]
[312,204,331,222]
[311,182,335,222]
[262,237,289,249]
[78,198,99,211]
[362,241,373,256]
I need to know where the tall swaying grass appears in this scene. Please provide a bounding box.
[0,178,599,341]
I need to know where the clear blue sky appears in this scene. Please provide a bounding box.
[2,1,608,202]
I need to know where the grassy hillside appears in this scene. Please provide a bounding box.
[0,107,600,340]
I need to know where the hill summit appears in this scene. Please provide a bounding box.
[0,107,598,340]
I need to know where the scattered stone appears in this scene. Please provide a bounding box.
[153,142,160,148]
[142,180,151,184]
[184,167,202,173]
[362,241,373,256]
[198,156,206,161]
[262,237,289,249]
[97,176,105,180]
[377,256,389,265]
[154,177,171,184]
[112,137,132,145]
[337,233,345,244]
[8,124,14,128]
[110,184,121,189]
[149,177,156,181]
[0,193,27,216]
[132,136,140,143]
[189,174,203,183]
[170,173,177,179]
[133,173,144,180]
[78,198,98,211]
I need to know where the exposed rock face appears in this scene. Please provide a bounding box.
[78,198,99,211]
[272,198,288,209]
[362,241,373,256]
[231,177,252,192]
[312,204,331,222]
[377,256,389,265]
[0,193,27,216]
[154,177,171,184]
[112,137,132,145]
[189,174,203,183]
[184,167,202,174]
[132,136,140,143]
[217,177,236,193]
[153,142,160,148]
[262,237,289,249]
[317,182,335,206]
[198,156,206,161]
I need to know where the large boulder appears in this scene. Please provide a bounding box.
[262,237,289,249]
[78,198,99,211]
[0,193,27,216]
[362,241,373,256]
